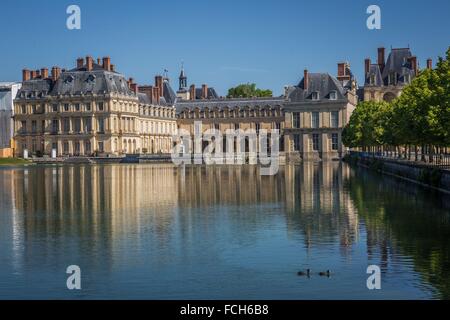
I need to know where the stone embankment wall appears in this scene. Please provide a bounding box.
[344,154,450,194]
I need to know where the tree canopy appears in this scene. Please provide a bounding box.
[227,83,273,98]
[343,47,450,152]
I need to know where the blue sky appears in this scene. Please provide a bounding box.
[0,0,449,95]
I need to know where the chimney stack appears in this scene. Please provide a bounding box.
[427,58,433,70]
[77,57,84,69]
[303,69,308,91]
[110,64,115,72]
[22,69,31,81]
[138,86,154,103]
[86,56,93,71]
[201,84,208,99]
[130,83,138,94]
[31,70,37,79]
[152,86,160,104]
[364,58,371,75]
[97,58,101,65]
[337,62,351,82]
[128,78,134,89]
[102,57,111,71]
[377,47,385,71]
[41,68,49,79]
[190,84,196,100]
[155,75,164,98]
[51,67,61,81]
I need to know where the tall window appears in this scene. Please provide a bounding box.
[84,118,92,132]
[52,119,59,134]
[255,123,260,134]
[98,118,105,133]
[292,112,300,128]
[75,103,80,111]
[311,112,319,128]
[85,140,91,154]
[331,133,339,150]
[98,141,104,153]
[64,118,70,133]
[21,120,27,133]
[74,118,81,133]
[32,120,37,133]
[21,105,26,114]
[312,134,319,151]
[63,142,69,154]
[98,102,104,111]
[294,134,301,151]
[86,103,91,111]
[64,104,69,112]
[330,111,339,128]
[52,104,58,112]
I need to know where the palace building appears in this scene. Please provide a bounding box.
[174,63,356,161]
[283,63,357,161]
[13,56,177,157]
[363,47,433,102]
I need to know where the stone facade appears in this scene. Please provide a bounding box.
[362,47,432,102]
[13,57,177,157]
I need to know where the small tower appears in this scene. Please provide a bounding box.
[179,62,187,91]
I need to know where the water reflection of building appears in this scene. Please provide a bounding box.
[10,165,179,269]
[177,163,359,254]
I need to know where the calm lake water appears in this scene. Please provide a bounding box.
[0,163,449,300]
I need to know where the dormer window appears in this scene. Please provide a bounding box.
[311,91,320,100]
[329,91,337,100]
[404,74,410,84]
[388,72,397,85]
[370,74,376,85]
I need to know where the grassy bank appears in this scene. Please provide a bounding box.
[0,158,32,166]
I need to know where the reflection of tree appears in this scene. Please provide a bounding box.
[346,167,450,299]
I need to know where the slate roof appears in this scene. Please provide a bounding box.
[175,97,285,113]
[365,48,416,86]
[286,73,347,103]
[15,62,177,107]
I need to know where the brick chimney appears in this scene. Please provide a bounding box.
[22,69,31,81]
[377,47,385,72]
[365,58,371,75]
[97,58,101,65]
[190,84,195,100]
[128,78,134,89]
[337,62,350,82]
[427,58,433,70]
[130,83,138,94]
[138,86,154,103]
[86,56,94,71]
[41,68,49,79]
[152,86,160,104]
[31,70,37,79]
[303,69,308,91]
[201,84,208,99]
[155,75,164,98]
[102,57,111,71]
[409,56,418,76]
[51,67,61,81]
[77,57,84,69]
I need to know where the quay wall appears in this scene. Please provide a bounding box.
[344,154,450,194]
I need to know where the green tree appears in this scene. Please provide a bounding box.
[227,83,273,98]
